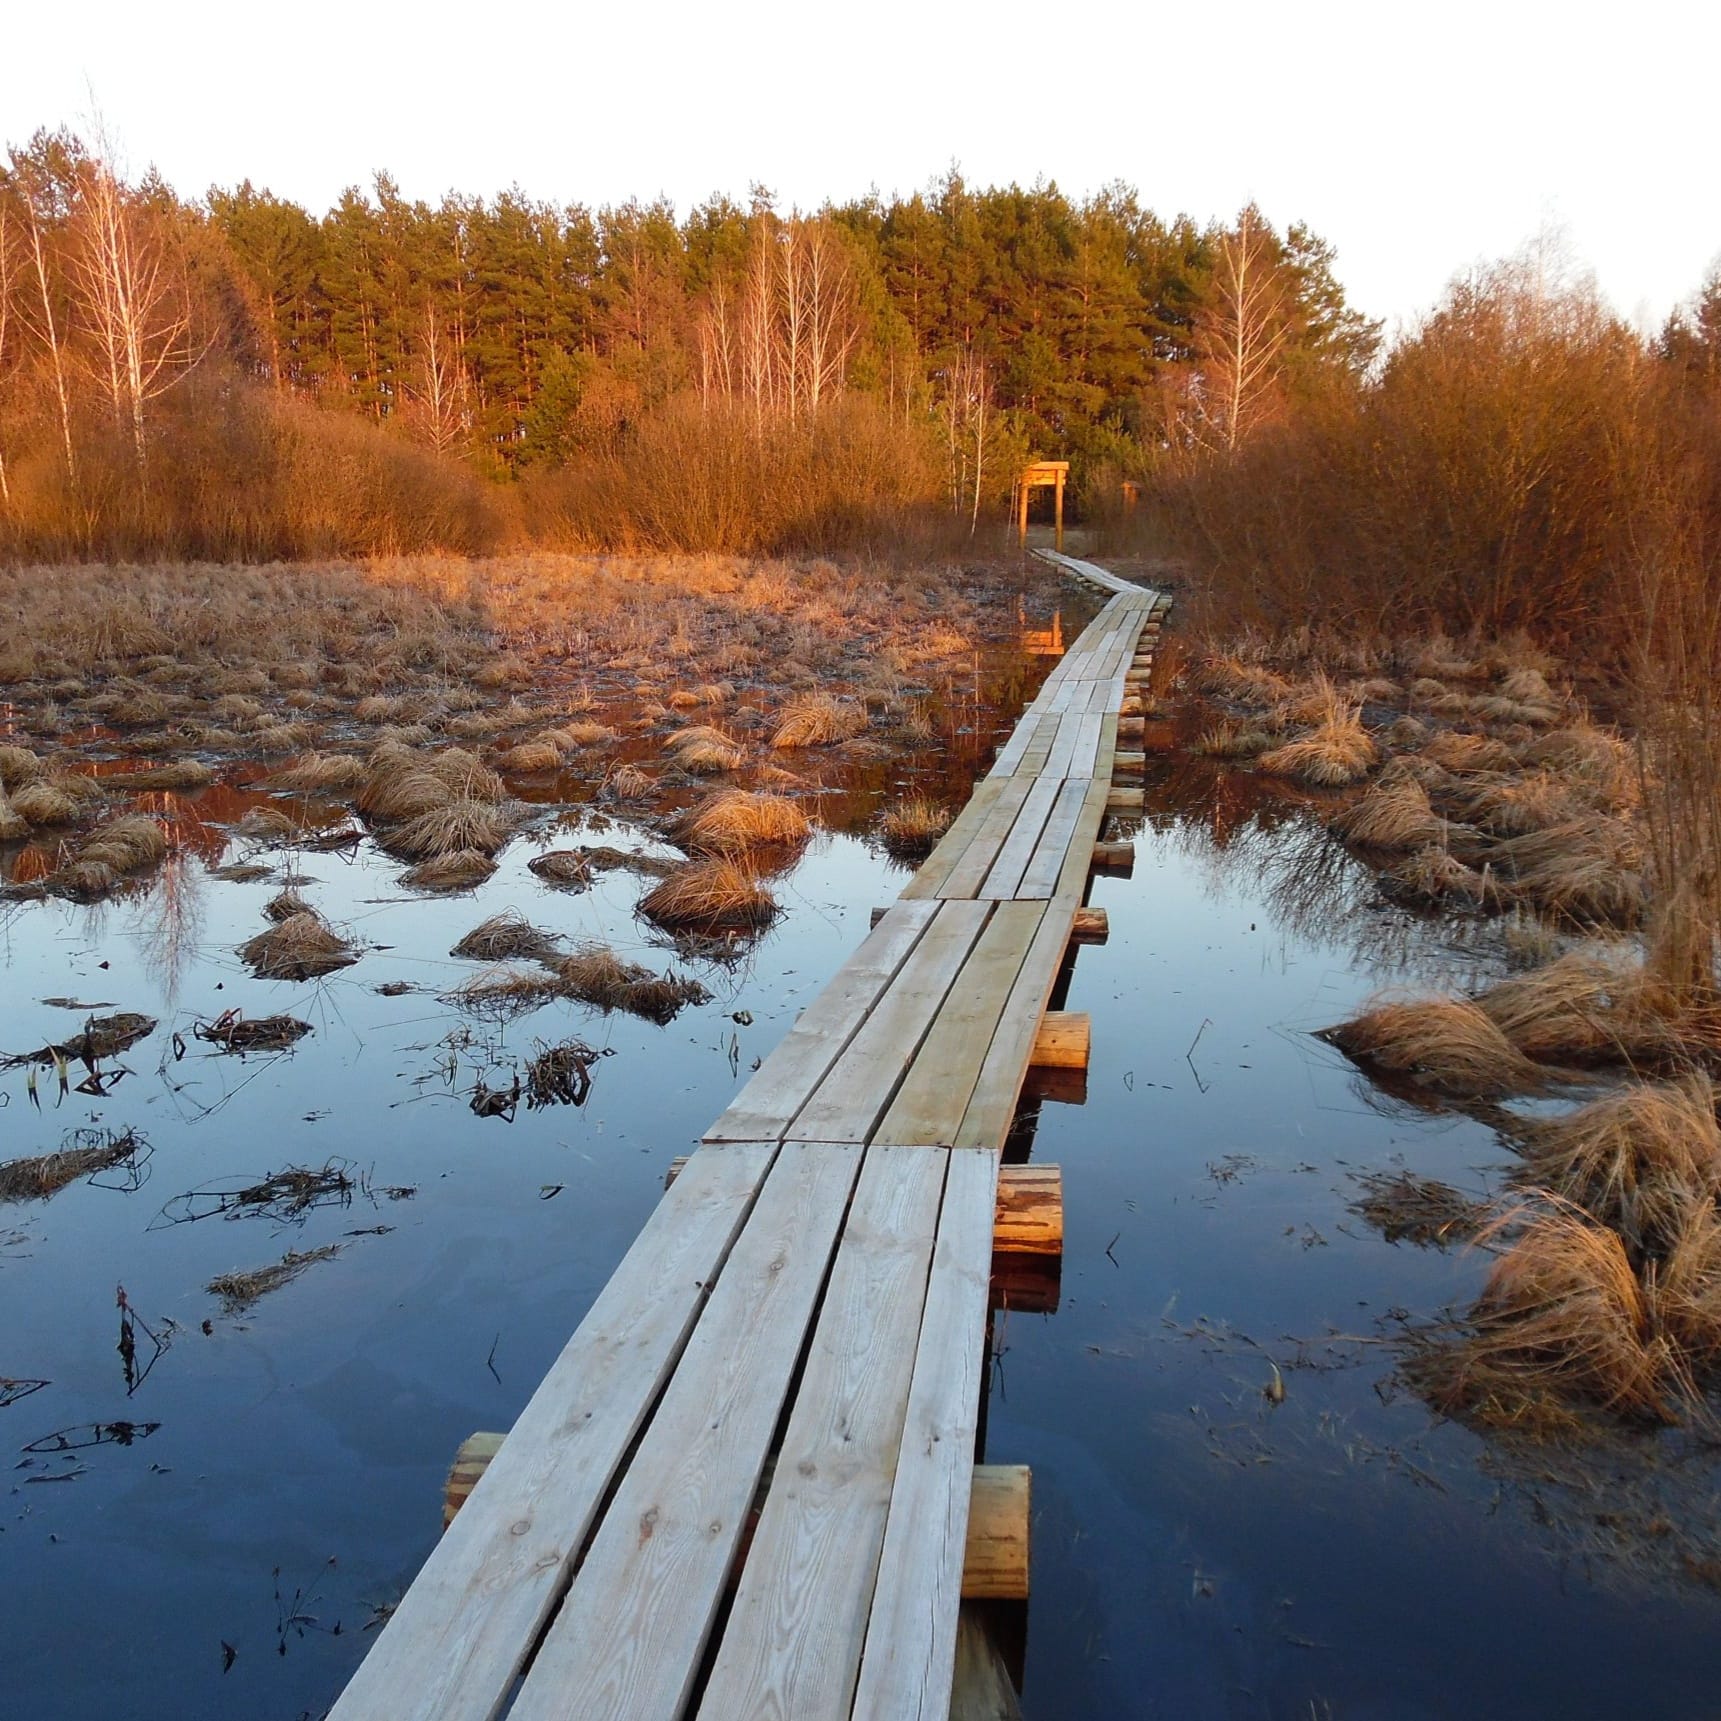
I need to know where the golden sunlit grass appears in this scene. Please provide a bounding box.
[240,909,358,980]
[1255,706,1378,787]
[668,790,811,854]
[378,799,515,861]
[1328,777,1449,852]
[0,744,43,789]
[638,858,778,934]
[264,752,369,794]
[1324,996,1555,1097]
[772,693,869,749]
[879,798,954,859]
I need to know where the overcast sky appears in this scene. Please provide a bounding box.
[4,0,1714,336]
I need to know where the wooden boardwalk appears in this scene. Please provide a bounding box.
[330,552,1167,1721]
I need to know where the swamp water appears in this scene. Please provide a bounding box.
[3,624,1720,1719]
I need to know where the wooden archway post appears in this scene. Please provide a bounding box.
[1016,460,1071,551]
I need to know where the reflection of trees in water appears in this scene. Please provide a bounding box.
[129,849,206,1006]
[1145,754,1508,990]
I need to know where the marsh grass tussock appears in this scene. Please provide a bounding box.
[0,745,43,790]
[1383,845,1506,910]
[264,753,368,793]
[240,909,358,980]
[1510,1076,1721,1257]
[879,798,954,859]
[450,912,562,963]
[400,849,499,891]
[1255,708,1377,787]
[207,1244,343,1311]
[771,693,869,749]
[379,798,515,861]
[527,849,595,888]
[1323,997,1556,1097]
[0,793,26,842]
[1193,720,1276,760]
[546,945,711,1023]
[638,857,778,934]
[668,790,810,855]
[1328,778,1449,852]
[1473,951,1706,1068]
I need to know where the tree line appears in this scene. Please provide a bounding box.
[0,125,1388,556]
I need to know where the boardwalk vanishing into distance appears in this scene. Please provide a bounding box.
[331,552,1170,1720]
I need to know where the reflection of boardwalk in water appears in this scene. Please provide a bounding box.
[331,552,1170,1721]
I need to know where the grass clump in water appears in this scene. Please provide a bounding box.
[0,1127,146,1203]
[207,1244,343,1311]
[772,694,868,749]
[638,858,778,936]
[240,909,358,980]
[879,798,953,859]
[450,912,562,963]
[669,790,810,855]
[547,945,711,1023]
[1323,996,1556,1098]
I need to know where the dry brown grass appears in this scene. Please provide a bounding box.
[1512,1076,1721,1257]
[547,945,711,1023]
[450,912,561,963]
[264,753,368,793]
[1194,655,1296,705]
[0,1128,144,1203]
[1329,778,1448,852]
[400,849,498,891]
[0,745,43,790]
[772,693,869,749]
[1474,952,1703,1068]
[1193,720,1276,760]
[1349,1169,1490,1247]
[1255,708,1378,787]
[12,779,86,826]
[528,849,595,887]
[0,793,26,842]
[379,799,514,861]
[240,910,358,980]
[1407,1206,1681,1428]
[638,858,778,934]
[118,759,216,790]
[606,764,654,800]
[669,790,810,854]
[208,1244,342,1310]
[1324,996,1556,1097]
[879,798,954,859]
[497,738,563,774]
[1421,731,1518,774]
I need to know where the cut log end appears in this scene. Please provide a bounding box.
[1030,1011,1089,1070]
[1071,906,1108,945]
[1091,840,1134,874]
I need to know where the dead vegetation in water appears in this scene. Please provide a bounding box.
[400,849,498,891]
[264,752,368,794]
[0,1127,149,1203]
[3,1012,158,1071]
[668,790,810,855]
[879,798,954,859]
[1349,1169,1492,1247]
[524,1039,603,1108]
[450,912,561,963]
[193,1011,313,1054]
[1323,997,1561,1098]
[207,1244,343,1311]
[239,909,358,980]
[638,858,778,936]
[155,1160,358,1227]
[547,945,711,1023]
[527,849,594,888]
[772,694,869,749]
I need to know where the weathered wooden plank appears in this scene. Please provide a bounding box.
[871,903,1046,1146]
[705,902,937,1141]
[1068,710,1105,779]
[904,779,1012,899]
[852,1146,998,1720]
[790,900,991,1142]
[324,1141,779,1721]
[1040,709,1085,780]
[977,774,1062,900]
[953,902,1076,1150]
[510,1144,862,1721]
[1015,777,1090,901]
[696,1147,948,1721]
[1051,776,1116,906]
[937,776,1036,899]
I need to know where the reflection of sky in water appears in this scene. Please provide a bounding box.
[1,691,1717,1720]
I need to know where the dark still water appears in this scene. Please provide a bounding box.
[4,645,1720,1719]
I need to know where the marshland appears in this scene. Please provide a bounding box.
[4,118,1721,1721]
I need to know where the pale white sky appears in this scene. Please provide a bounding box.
[3,0,1714,334]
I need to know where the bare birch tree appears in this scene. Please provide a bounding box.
[71,153,203,468]
[1193,204,1289,454]
[13,165,77,484]
[407,301,467,455]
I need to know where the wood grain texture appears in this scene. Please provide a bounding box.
[325,1141,777,1721]
[698,1146,949,1721]
[704,902,936,1141]
[872,903,1046,1147]
[791,900,991,1142]
[851,1147,999,1720]
[510,1144,862,1721]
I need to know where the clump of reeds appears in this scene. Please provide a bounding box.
[1194,656,1295,705]
[12,777,91,827]
[528,849,594,888]
[771,694,868,749]
[208,1244,343,1311]
[663,724,745,774]
[400,849,498,890]
[1406,1205,1679,1428]
[45,814,170,900]
[1511,1076,1721,1257]
[120,759,215,790]
[1193,720,1275,760]
[1421,731,1517,774]
[497,737,563,774]
[547,945,711,1023]
[1255,708,1377,787]
[442,966,563,1019]
[0,744,43,790]
[1328,778,1448,852]
[638,858,778,934]
[879,798,954,859]
[0,1127,144,1203]
[450,912,562,963]
[1473,951,1701,1068]
[380,797,515,861]
[357,746,505,823]
[1475,820,1646,926]
[240,909,358,980]
[606,763,654,800]
[559,720,613,747]
[669,790,810,854]
[264,753,368,794]
[1323,996,1554,1097]
[1384,844,1506,909]
[0,793,26,842]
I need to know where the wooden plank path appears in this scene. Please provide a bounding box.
[331,552,1168,1721]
